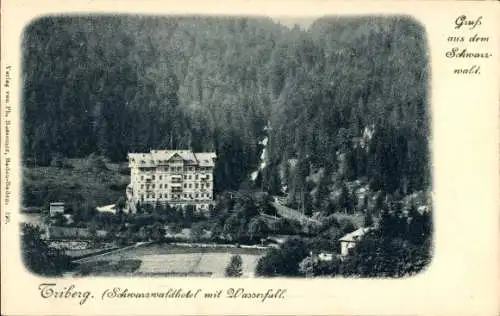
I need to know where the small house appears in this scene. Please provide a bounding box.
[49,202,65,217]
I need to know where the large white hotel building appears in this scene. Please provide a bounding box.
[126,150,216,212]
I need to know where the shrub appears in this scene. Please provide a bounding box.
[84,153,108,172]
[108,182,128,191]
[50,153,64,168]
[256,236,309,277]
[225,254,243,277]
[118,164,130,175]
[339,219,356,235]
[21,224,72,276]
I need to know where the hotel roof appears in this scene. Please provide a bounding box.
[128,150,216,167]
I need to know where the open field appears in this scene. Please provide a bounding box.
[75,243,267,277]
[136,253,261,276]
[76,259,142,276]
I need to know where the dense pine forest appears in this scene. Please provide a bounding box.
[22,15,430,197]
[21,15,432,278]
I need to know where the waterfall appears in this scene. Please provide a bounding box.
[250,123,270,181]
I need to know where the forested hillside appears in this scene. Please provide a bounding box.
[22,15,430,196]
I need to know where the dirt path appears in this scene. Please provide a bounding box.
[73,241,153,264]
[271,199,321,225]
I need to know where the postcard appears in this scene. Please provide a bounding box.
[1,0,499,315]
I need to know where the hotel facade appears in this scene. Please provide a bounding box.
[126,150,216,212]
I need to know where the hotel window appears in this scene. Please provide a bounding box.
[159,184,163,189]
[196,194,199,198]
[159,193,162,198]
[152,193,155,198]
[141,184,144,189]
[184,175,187,179]
[141,176,144,180]
[195,183,199,189]
[195,175,199,180]
[189,183,192,188]
[152,175,155,180]
[201,184,204,189]
[184,184,187,188]
[159,175,162,180]
[152,184,155,188]
[189,175,192,180]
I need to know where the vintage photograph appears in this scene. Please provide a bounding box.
[20,14,432,278]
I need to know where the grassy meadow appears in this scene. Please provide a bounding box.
[22,157,130,209]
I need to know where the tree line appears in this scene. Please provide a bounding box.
[23,15,430,195]
[256,204,432,277]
